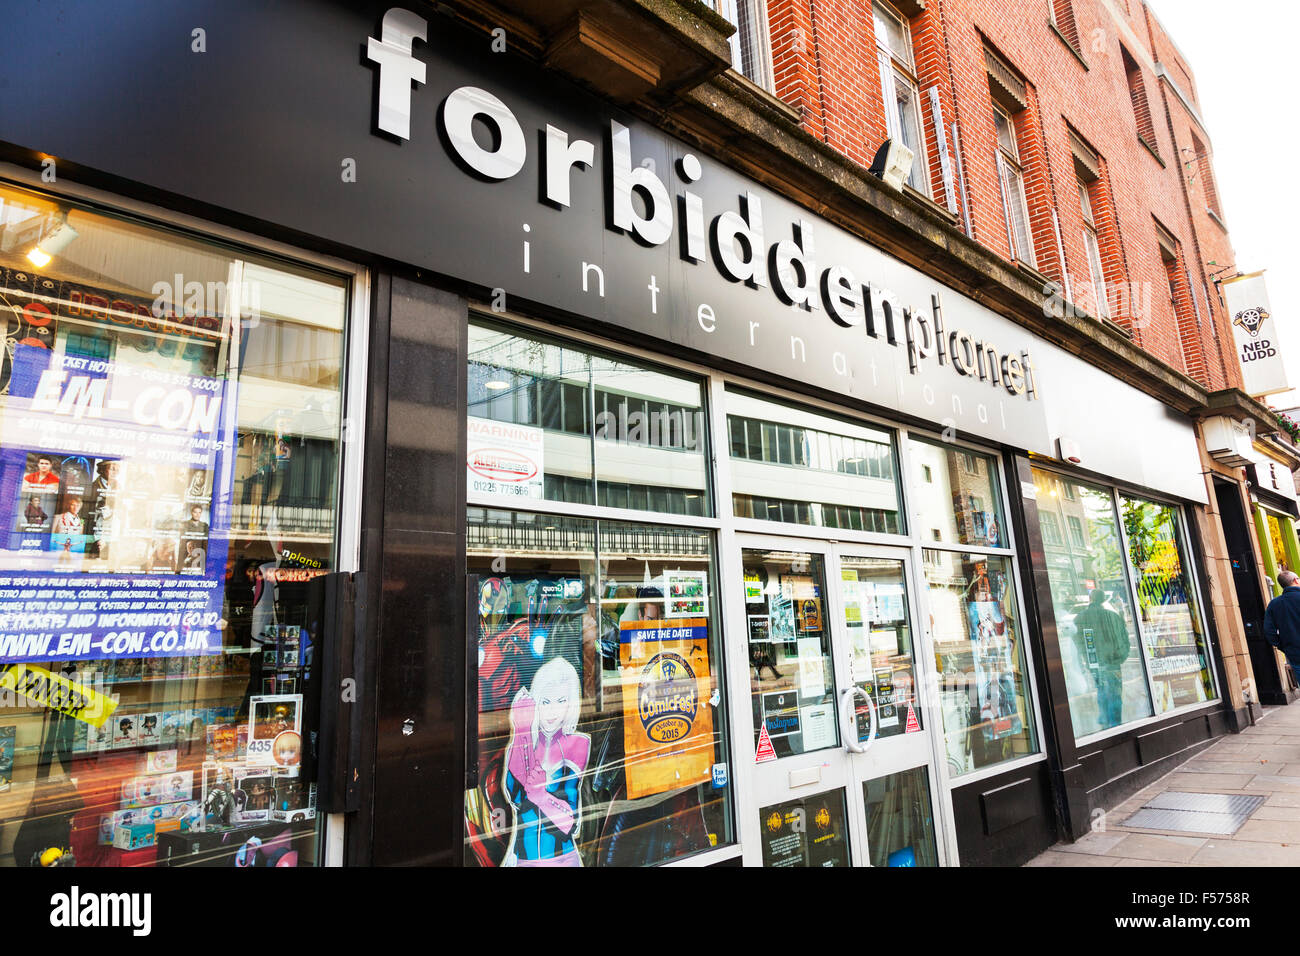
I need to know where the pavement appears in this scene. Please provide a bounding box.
[1025,702,1300,866]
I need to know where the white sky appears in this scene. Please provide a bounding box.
[1147,0,1300,410]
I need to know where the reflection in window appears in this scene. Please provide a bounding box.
[727,390,903,534]
[1033,469,1152,737]
[908,439,1005,548]
[863,766,938,867]
[464,508,731,867]
[1121,496,1215,711]
[468,320,709,516]
[924,552,1036,774]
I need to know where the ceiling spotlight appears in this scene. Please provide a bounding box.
[868,138,915,193]
[484,380,509,390]
[26,218,79,268]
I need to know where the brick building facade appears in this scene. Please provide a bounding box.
[747,0,1239,392]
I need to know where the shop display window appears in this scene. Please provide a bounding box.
[1032,469,1153,737]
[468,320,710,517]
[726,389,903,533]
[923,552,1037,774]
[465,508,732,866]
[1120,495,1215,712]
[908,439,1006,548]
[0,183,347,866]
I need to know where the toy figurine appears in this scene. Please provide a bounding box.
[502,657,589,867]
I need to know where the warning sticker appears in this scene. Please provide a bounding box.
[0,663,117,726]
[905,703,921,734]
[755,722,777,763]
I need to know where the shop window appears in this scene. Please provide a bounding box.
[1121,495,1216,712]
[1032,469,1153,737]
[1265,510,1290,576]
[465,508,732,866]
[468,319,710,518]
[874,0,930,196]
[907,439,1006,548]
[922,552,1037,774]
[0,182,348,867]
[726,389,903,534]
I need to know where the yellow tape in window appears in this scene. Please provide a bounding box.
[0,663,117,727]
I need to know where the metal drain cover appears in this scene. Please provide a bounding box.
[1123,791,1264,835]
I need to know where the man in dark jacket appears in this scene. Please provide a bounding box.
[1073,589,1131,728]
[1264,570,1300,682]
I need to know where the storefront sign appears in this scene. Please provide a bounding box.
[0,1,1207,502]
[466,416,543,500]
[619,617,714,799]
[1223,271,1289,398]
[0,272,235,663]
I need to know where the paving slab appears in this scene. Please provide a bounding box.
[1023,850,1120,867]
[1106,833,1207,862]
[1189,839,1300,866]
[1053,830,1128,855]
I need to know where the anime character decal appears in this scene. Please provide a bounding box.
[501,657,590,867]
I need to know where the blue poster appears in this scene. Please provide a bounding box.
[0,273,235,663]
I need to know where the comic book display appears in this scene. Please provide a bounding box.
[0,186,344,867]
[464,511,732,867]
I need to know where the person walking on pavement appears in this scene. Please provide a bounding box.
[1072,588,1130,728]
[1264,570,1300,683]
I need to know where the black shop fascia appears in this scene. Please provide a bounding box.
[367,10,1040,413]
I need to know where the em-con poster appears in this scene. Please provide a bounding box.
[618,617,713,799]
[0,269,236,665]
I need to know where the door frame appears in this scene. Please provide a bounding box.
[724,530,951,866]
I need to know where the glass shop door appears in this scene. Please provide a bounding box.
[732,535,946,866]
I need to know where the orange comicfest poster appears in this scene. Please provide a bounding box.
[619,618,714,799]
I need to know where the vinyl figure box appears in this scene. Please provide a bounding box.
[269,779,317,823]
[113,822,156,851]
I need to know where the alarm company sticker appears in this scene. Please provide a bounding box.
[755,721,777,763]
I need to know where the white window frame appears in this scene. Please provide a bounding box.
[717,0,775,92]
[992,103,1037,268]
[1078,177,1110,320]
[874,0,931,197]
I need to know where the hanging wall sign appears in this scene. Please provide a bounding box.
[1223,271,1290,398]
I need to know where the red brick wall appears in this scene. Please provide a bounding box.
[762,0,1240,391]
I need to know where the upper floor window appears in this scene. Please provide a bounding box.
[873,1,930,195]
[1121,46,1157,153]
[1190,133,1224,220]
[1078,177,1109,320]
[992,103,1036,268]
[717,0,773,91]
[1048,0,1081,54]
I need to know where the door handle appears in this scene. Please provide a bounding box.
[840,684,878,755]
